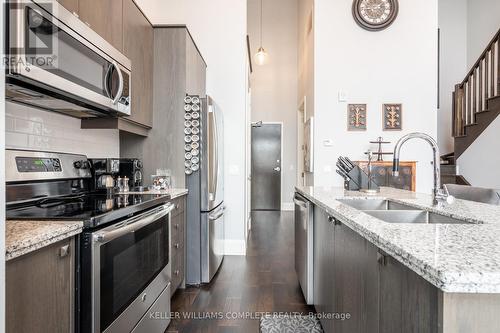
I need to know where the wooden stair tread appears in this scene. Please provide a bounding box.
[464,123,478,127]
[475,109,491,114]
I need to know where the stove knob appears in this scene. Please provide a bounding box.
[74,160,90,169]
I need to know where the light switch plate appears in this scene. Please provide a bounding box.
[338,91,348,102]
[323,139,334,147]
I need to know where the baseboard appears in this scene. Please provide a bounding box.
[224,239,246,255]
[281,202,294,211]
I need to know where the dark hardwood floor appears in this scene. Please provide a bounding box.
[166,211,314,332]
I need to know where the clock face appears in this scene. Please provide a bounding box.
[353,0,398,31]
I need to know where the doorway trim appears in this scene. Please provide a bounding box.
[250,121,284,211]
[297,96,307,187]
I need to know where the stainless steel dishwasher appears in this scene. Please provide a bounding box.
[294,193,314,304]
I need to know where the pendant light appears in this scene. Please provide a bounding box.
[254,0,268,65]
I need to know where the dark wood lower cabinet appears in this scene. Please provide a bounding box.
[313,206,335,332]
[379,253,438,333]
[333,221,379,333]
[313,205,437,333]
[170,196,186,295]
[6,238,75,333]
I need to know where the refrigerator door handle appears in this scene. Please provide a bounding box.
[208,206,225,221]
[213,107,219,201]
[208,105,218,202]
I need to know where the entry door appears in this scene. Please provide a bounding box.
[251,124,282,211]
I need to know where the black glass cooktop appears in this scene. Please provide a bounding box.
[6,193,170,228]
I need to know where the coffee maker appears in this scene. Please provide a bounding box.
[88,158,121,193]
[118,158,144,190]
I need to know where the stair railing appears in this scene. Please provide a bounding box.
[453,28,500,137]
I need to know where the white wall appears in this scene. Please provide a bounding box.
[135,0,248,254]
[438,0,467,155]
[467,0,500,68]
[5,102,119,157]
[247,0,298,209]
[457,116,500,190]
[314,0,438,194]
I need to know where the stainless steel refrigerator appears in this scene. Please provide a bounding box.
[185,95,225,285]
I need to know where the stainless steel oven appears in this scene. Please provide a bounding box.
[81,203,174,333]
[5,0,131,118]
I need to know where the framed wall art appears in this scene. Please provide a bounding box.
[348,104,367,131]
[383,104,402,130]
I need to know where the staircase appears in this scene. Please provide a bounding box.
[453,28,500,159]
[440,163,470,186]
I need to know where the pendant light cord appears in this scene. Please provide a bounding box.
[260,0,263,47]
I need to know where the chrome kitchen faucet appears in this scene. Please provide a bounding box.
[392,132,454,205]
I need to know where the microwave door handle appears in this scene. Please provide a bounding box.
[111,61,124,105]
[94,203,174,243]
[104,64,113,98]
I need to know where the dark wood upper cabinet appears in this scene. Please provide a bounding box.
[185,35,207,97]
[122,0,154,128]
[81,0,154,135]
[78,0,123,51]
[56,0,79,15]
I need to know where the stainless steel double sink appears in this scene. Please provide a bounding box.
[337,199,470,225]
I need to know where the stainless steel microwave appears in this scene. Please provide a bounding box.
[5,0,131,118]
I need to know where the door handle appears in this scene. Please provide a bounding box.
[273,167,281,172]
[111,61,124,105]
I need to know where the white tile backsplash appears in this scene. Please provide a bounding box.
[5,102,120,158]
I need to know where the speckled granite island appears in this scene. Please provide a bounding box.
[296,186,500,333]
[6,220,83,261]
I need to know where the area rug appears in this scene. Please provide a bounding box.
[259,315,323,333]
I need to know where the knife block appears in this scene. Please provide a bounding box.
[343,166,380,191]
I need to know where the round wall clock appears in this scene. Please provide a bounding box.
[352,0,399,31]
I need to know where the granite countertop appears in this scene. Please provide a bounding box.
[117,188,188,199]
[6,220,83,261]
[296,186,500,293]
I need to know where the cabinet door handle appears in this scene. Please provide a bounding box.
[329,216,342,226]
[377,251,387,266]
[174,243,180,249]
[174,270,180,275]
[59,244,70,258]
[175,224,179,229]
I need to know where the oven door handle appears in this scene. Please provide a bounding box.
[94,203,174,243]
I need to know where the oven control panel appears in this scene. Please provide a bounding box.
[16,157,62,172]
